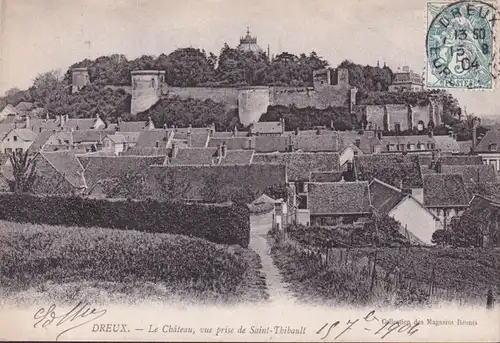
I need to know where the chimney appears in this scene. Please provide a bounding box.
[428,129,434,138]
[117,117,122,130]
[59,115,64,127]
[330,118,334,130]
[279,117,285,133]
[316,128,321,135]
[233,125,238,137]
[210,122,215,135]
[171,142,178,158]
[65,114,69,123]
[436,160,442,174]
[355,138,361,147]
[247,136,255,150]
[187,131,192,147]
[147,116,154,130]
[217,143,222,160]
[26,115,31,130]
[288,135,294,152]
[472,119,478,153]
[294,127,300,135]
[221,141,227,158]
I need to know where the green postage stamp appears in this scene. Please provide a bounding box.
[426,0,497,89]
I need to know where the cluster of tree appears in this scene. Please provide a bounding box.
[338,60,393,91]
[432,209,500,248]
[66,47,330,88]
[135,96,240,131]
[260,105,355,131]
[352,214,410,247]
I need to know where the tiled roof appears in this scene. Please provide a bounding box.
[293,134,338,152]
[441,165,497,184]
[208,137,249,150]
[0,104,16,116]
[251,121,284,134]
[135,129,171,148]
[0,123,15,139]
[380,135,435,152]
[173,131,210,148]
[28,130,54,153]
[121,147,172,156]
[253,136,288,153]
[457,141,472,154]
[170,148,218,165]
[8,128,37,141]
[369,178,406,214]
[40,151,86,188]
[253,152,340,181]
[118,121,149,132]
[104,132,141,144]
[83,155,165,188]
[63,118,97,130]
[423,174,469,207]
[355,154,423,188]
[28,118,59,134]
[14,101,34,112]
[475,129,500,153]
[222,150,254,165]
[72,129,115,143]
[308,181,371,215]
[145,163,287,203]
[212,131,248,138]
[309,171,344,182]
[433,135,460,153]
[338,131,382,154]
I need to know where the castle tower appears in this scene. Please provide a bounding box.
[71,68,90,94]
[130,70,166,115]
[238,86,270,126]
[313,69,331,90]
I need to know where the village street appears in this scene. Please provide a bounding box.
[249,213,296,304]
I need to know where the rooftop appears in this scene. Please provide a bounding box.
[308,181,372,215]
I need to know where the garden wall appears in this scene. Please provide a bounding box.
[0,193,250,247]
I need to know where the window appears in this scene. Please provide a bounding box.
[15,148,23,154]
[489,143,498,152]
[388,144,396,151]
[13,136,17,142]
[394,123,401,132]
[408,144,415,150]
[4,148,12,154]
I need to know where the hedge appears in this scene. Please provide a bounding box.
[0,193,250,247]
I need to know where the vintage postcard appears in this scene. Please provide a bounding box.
[0,0,499,341]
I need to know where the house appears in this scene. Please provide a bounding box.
[133,129,173,150]
[433,135,460,154]
[354,154,424,202]
[0,104,16,121]
[1,128,37,154]
[61,114,106,131]
[145,163,287,204]
[423,173,469,229]
[457,141,472,154]
[81,155,165,197]
[27,115,60,134]
[31,151,87,195]
[369,178,440,245]
[465,194,500,247]
[307,181,372,226]
[249,118,285,136]
[380,135,436,153]
[102,132,141,155]
[289,133,339,152]
[117,117,155,132]
[208,137,249,150]
[27,130,54,154]
[14,101,34,115]
[168,143,254,166]
[173,130,210,148]
[474,129,500,171]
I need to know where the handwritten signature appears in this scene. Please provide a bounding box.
[316,310,420,340]
[33,301,107,341]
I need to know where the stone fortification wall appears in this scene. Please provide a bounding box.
[270,87,350,109]
[386,104,410,131]
[365,105,386,130]
[166,87,239,109]
[411,104,432,128]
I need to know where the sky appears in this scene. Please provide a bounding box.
[0,0,498,116]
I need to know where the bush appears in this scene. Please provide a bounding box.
[0,193,250,247]
[0,221,262,303]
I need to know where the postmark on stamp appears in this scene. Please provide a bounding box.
[426,0,497,89]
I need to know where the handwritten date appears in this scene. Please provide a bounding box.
[316,310,419,340]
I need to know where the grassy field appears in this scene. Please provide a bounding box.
[0,221,268,306]
[270,237,500,308]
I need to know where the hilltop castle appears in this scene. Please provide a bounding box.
[70,29,438,130]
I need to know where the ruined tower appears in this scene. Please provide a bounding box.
[237,86,270,126]
[130,70,166,115]
[71,68,90,94]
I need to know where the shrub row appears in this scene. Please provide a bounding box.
[0,193,250,247]
[0,221,254,303]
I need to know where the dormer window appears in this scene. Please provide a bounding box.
[388,144,396,151]
[13,136,17,142]
[489,143,497,151]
